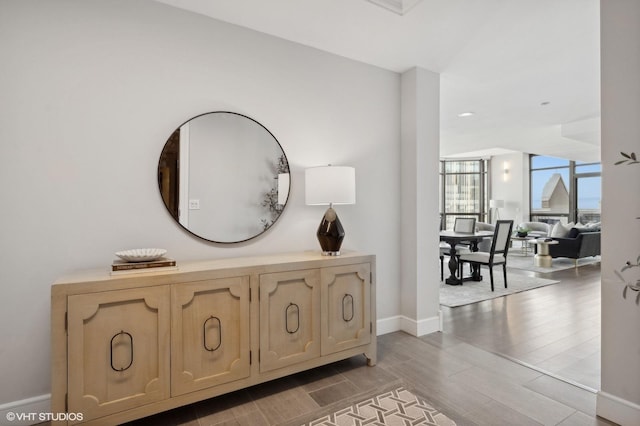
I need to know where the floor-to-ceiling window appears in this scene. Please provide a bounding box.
[574,161,602,224]
[529,155,601,224]
[439,159,489,229]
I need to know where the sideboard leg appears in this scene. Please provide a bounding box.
[365,351,377,366]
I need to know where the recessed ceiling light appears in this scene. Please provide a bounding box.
[457,112,475,117]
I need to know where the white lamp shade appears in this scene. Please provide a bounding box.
[277,173,290,205]
[305,166,356,205]
[489,199,504,208]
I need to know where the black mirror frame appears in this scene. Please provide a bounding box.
[157,111,291,244]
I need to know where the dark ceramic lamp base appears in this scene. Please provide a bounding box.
[316,207,345,256]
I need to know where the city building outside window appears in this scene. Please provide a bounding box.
[439,159,489,230]
[529,155,601,225]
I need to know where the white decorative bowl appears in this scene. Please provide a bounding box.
[115,248,167,262]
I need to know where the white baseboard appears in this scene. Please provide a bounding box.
[376,313,441,337]
[597,391,640,426]
[0,394,50,426]
[376,315,404,335]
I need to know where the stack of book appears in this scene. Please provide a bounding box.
[111,257,177,275]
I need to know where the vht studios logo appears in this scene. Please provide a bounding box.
[5,412,84,422]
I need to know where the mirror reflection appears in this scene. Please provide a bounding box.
[158,112,290,243]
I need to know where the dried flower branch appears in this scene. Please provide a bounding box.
[612,151,640,303]
[261,155,290,229]
[616,258,640,305]
[614,151,640,221]
[614,151,639,165]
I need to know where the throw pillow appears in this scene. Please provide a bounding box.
[568,228,580,238]
[551,222,574,238]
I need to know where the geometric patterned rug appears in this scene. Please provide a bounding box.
[304,387,456,426]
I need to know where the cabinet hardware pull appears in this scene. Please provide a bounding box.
[110,330,134,372]
[285,302,300,334]
[342,294,354,322]
[203,316,222,352]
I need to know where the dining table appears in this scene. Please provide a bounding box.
[440,230,494,285]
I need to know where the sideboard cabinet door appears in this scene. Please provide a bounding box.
[259,269,321,373]
[321,263,371,356]
[67,286,170,423]
[171,277,251,396]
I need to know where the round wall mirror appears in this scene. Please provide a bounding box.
[158,112,290,243]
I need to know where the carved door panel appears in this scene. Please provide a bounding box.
[259,269,320,373]
[321,263,371,355]
[171,276,251,396]
[67,286,170,423]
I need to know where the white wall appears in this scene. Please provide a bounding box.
[490,152,529,225]
[598,1,640,424]
[0,0,405,407]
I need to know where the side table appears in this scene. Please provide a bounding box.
[511,236,534,256]
[533,239,559,267]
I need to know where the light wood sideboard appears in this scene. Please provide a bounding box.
[51,252,376,425]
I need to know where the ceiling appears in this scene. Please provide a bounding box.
[154,0,601,162]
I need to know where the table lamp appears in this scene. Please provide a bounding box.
[305,165,356,255]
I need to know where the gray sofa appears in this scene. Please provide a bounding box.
[517,221,552,238]
[548,227,601,260]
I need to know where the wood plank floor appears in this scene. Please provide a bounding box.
[123,261,611,425]
[442,261,602,391]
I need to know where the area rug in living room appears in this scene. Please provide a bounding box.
[439,272,560,308]
[302,386,456,426]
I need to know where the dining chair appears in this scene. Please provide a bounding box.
[457,220,514,291]
[453,217,476,234]
[440,217,477,280]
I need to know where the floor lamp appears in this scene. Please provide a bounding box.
[490,199,504,224]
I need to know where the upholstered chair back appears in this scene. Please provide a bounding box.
[454,217,476,233]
